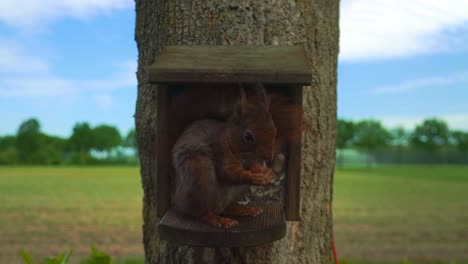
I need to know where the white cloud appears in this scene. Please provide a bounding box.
[0,59,136,98]
[371,70,468,95]
[0,39,49,73]
[0,0,132,30]
[0,38,136,100]
[0,77,75,97]
[84,60,137,91]
[93,94,114,110]
[340,0,468,61]
[371,114,468,131]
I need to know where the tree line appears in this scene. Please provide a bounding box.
[0,118,137,165]
[338,117,468,166]
[1,117,467,166]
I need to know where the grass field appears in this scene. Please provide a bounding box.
[0,166,467,263]
[0,167,143,264]
[334,166,468,263]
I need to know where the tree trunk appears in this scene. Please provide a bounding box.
[134,1,339,263]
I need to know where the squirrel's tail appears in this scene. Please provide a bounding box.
[269,93,309,144]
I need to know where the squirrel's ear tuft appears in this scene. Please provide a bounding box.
[254,82,269,111]
[239,83,248,114]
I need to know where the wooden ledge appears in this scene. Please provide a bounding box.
[158,203,286,247]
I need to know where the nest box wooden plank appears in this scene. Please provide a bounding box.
[159,202,286,247]
[149,45,311,84]
[150,45,311,247]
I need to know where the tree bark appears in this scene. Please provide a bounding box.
[134,1,339,263]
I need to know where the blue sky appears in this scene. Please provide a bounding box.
[1,0,468,137]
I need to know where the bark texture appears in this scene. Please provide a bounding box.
[134,1,339,263]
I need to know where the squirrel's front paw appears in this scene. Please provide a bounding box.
[199,212,239,229]
[213,217,239,229]
[249,172,272,185]
[243,206,263,216]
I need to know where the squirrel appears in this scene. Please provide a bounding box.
[171,82,277,229]
[170,83,306,146]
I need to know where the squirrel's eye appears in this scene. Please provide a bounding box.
[243,130,255,144]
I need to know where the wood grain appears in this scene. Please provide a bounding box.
[156,85,171,217]
[285,86,303,221]
[159,203,286,247]
[149,45,312,84]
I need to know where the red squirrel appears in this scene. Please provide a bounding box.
[171,83,276,228]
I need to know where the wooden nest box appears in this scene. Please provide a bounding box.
[150,45,312,247]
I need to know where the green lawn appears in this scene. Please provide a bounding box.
[0,166,467,263]
[0,167,143,264]
[334,166,468,263]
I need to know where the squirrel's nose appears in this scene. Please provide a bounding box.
[263,151,274,162]
[259,147,274,162]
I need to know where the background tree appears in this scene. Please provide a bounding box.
[16,118,42,163]
[135,0,339,263]
[390,126,409,164]
[354,120,392,167]
[68,122,94,164]
[451,130,468,162]
[38,135,67,165]
[123,128,138,162]
[337,119,355,166]
[5,118,67,165]
[410,118,449,163]
[123,129,137,150]
[0,135,17,164]
[92,125,122,157]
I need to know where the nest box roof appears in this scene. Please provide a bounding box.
[149,45,312,84]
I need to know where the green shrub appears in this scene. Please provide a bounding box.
[20,246,112,264]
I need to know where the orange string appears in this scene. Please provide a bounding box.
[332,234,339,264]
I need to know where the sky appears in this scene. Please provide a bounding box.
[0,0,467,137]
